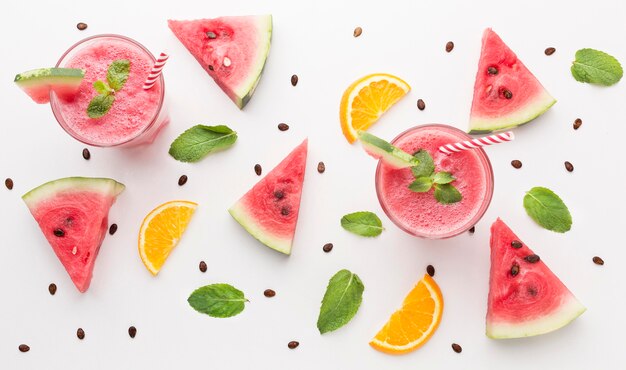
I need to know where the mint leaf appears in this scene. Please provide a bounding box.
[434,184,462,204]
[408,177,433,192]
[523,187,572,233]
[571,48,623,86]
[340,211,383,237]
[433,171,455,184]
[107,59,130,91]
[317,269,364,334]
[187,283,247,318]
[411,150,435,178]
[87,94,115,119]
[169,125,238,163]
[93,80,113,95]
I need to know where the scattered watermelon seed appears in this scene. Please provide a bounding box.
[511,240,522,249]
[291,74,298,86]
[323,243,333,253]
[82,148,91,160]
[288,341,299,349]
[278,123,289,131]
[524,254,540,263]
[317,162,326,173]
[417,99,426,111]
[451,343,462,353]
[206,31,217,39]
[223,57,231,67]
[53,228,65,237]
[564,161,574,172]
[76,22,88,31]
[469,226,475,234]
[264,289,276,297]
[487,66,498,75]
[254,164,262,176]
[426,265,435,277]
[18,344,30,353]
[274,190,284,199]
[5,178,13,190]
[445,41,454,52]
[510,263,520,277]
[77,328,85,340]
[128,326,137,338]
[544,47,556,56]
[199,261,207,272]
[511,160,522,169]
[109,223,118,235]
[281,207,290,216]
[503,89,513,99]
[178,175,188,186]
[48,283,57,295]
[208,65,214,71]
[353,26,362,37]
[593,256,604,266]
[573,118,582,130]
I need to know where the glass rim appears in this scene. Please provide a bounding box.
[374,124,495,239]
[50,34,166,147]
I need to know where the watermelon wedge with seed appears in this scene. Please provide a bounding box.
[168,15,272,109]
[487,219,585,339]
[469,29,556,134]
[229,139,307,255]
[22,177,125,293]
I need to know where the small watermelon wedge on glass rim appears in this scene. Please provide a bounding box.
[14,68,85,104]
[468,28,556,134]
[168,15,272,109]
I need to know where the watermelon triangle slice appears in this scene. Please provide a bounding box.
[469,28,556,134]
[229,139,308,255]
[487,219,585,339]
[168,15,272,109]
[22,177,125,293]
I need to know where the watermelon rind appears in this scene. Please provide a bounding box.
[236,15,272,109]
[487,295,586,339]
[358,131,419,169]
[22,177,125,208]
[229,202,291,254]
[14,68,85,86]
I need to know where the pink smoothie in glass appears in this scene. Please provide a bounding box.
[375,124,493,239]
[51,35,167,147]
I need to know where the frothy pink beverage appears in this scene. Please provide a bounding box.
[51,35,168,147]
[375,124,494,239]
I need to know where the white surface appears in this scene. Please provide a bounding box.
[1,0,624,369]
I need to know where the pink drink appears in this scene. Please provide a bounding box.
[375,124,494,239]
[51,35,168,147]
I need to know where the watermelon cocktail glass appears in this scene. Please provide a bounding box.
[50,35,168,147]
[375,124,494,239]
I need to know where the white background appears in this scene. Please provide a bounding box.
[1,0,624,369]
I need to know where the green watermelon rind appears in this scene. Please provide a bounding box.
[22,177,125,208]
[487,295,586,339]
[235,15,272,109]
[14,68,85,87]
[358,131,419,169]
[228,202,291,255]
[469,91,556,134]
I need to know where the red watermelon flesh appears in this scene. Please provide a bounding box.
[469,29,556,134]
[229,139,307,255]
[23,177,125,293]
[168,15,272,109]
[487,218,585,338]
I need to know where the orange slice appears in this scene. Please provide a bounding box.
[340,73,411,143]
[138,200,197,275]
[370,274,444,354]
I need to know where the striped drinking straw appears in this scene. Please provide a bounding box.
[143,52,169,90]
[439,131,515,154]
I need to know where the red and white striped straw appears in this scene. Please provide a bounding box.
[142,52,169,90]
[439,131,515,154]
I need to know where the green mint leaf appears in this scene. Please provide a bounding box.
[93,80,113,95]
[87,94,115,119]
[317,269,364,334]
[107,59,130,91]
[433,171,456,184]
[571,48,623,86]
[169,125,238,163]
[187,283,247,318]
[408,177,433,192]
[434,183,462,204]
[523,187,572,233]
[411,150,435,178]
[340,211,384,237]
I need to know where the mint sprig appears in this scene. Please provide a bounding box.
[87,59,130,119]
[408,150,462,204]
[571,48,622,86]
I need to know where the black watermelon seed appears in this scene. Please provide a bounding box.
[317,162,326,173]
[592,256,604,265]
[207,31,217,39]
[353,27,362,37]
[199,261,207,272]
[178,175,188,186]
[524,254,540,263]
[5,178,13,190]
[573,118,582,130]
[54,228,65,237]
[323,243,333,253]
[291,75,298,86]
[451,343,462,353]
[281,207,290,216]
[82,148,91,160]
[274,190,284,199]
[18,344,30,352]
[109,223,118,235]
[77,328,85,340]
[426,265,435,277]
[278,123,289,131]
[511,263,520,277]
[564,161,574,172]
[503,89,513,99]
[128,326,137,338]
[48,283,57,295]
[264,289,276,297]
[511,160,522,169]
[254,164,262,176]
[445,41,454,52]
[417,99,426,111]
[487,66,498,75]
[511,240,523,249]
[469,226,475,234]
[544,47,556,56]
[288,341,299,349]
[76,22,88,31]
[208,65,214,71]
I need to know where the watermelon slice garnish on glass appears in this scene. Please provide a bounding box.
[469,29,556,134]
[229,139,307,255]
[14,68,85,104]
[487,218,586,339]
[168,15,272,109]
[22,177,125,293]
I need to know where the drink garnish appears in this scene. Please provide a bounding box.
[87,59,130,118]
[408,150,462,204]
